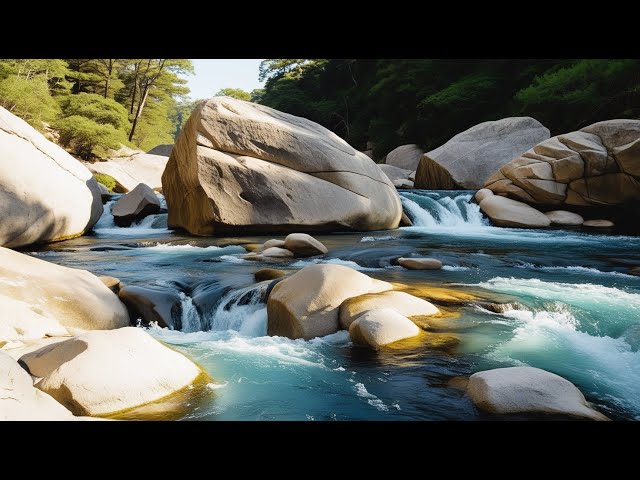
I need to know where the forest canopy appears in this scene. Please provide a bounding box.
[257,59,640,159]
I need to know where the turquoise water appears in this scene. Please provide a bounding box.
[27,191,640,420]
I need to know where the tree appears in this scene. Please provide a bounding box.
[215,87,251,101]
[85,59,125,98]
[127,59,193,142]
[258,59,309,81]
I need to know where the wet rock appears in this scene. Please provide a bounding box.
[397,257,443,270]
[349,308,420,349]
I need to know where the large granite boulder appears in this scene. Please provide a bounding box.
[0,106,103,248]
[415,117,549,190]
[349,308,420,349]
[467,366,608,420]
[484,120,640,207]
[161,97,402,236]
[21,327,202,416]
[87,153,168,192]
[267,264,393,340]
[0,351,74,420]
[385,144,424,171]
[111,183,161,227]
[0,246,129,343]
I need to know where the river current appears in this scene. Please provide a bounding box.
[24,190,640,420]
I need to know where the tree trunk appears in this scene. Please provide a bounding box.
[104,76,110,98]
[129,64,140,115]
[129,86,149,142]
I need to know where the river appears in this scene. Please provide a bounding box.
[23,190,640,420]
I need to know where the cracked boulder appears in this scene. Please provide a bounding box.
[161,97,402,235]
[0,106,103,248]
[485,119,640,207]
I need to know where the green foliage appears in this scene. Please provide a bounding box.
[215,87,251,101]
[59,93,130,130]
[258,59,640,159]
[56,115,127,160]
[170,97,200,141]
[94,173,116,192]
[0,76,60,127]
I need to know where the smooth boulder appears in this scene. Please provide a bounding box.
[475,188,494,203]
[283,233,328,257]
[87,152,169,192]
[261,247,294,258]
[0,106,102,248]
[467,366,608,420]
[583,219,614,228]
[379,164,413,182]
[485,120,640,207]
[349,308,420,349]
[479,195,550,228]
[385,144,424,171]
[263,239,285,250]
[267,264,393,340]
[0,351,74,420]
[545,210,584,226]
[22,327,202,416]
[339,291,439,329]
[118,285,182,329]
[415,117,549,190]
[0,246,129,342]
[397,257,443,270]
[111,183,160,227]
[254,268,287,282]
[161,97,402,236]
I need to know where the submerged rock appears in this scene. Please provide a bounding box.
[467,366,608,420]
[0,106,103,248]
[161,97,402,236]
[349,308,420,349]
[111,183,161,227]
[254,268,287,282]
[267,264,393,340]
[339,291,439,329]
[0,246,129,343]
[397,257,443,270]
[415,117,549,189]
[0,351,74,420]
[21,327,202,417]
[479,195,550,228]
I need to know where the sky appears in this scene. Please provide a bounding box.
[184,59,265,101]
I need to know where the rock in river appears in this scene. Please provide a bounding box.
[349,308,420,349]
[0,106,103,248]
[479,195,550,228]
[111,183,161,227]
[161,97,402,235]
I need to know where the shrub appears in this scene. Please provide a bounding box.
[94,173,116,192]
[55,115,127,160]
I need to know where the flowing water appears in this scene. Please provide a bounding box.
[25,191,640,420]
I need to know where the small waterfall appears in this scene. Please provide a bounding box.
[400,190,487,227]
[93,194,170,234]
[178,292,203,333]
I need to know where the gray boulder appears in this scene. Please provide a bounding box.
[111,183,160,227]
[385,144,424,171]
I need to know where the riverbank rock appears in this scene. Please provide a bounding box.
[339,291,439,329]
[479,195,550,228]
[0,246,129,342]
[111,183,160,227]
[385,144,424,171]
[263,239,285,250]
[0,106,103,248]
[397,257,443,270]
[86,153,169,192]
[0,351,74,420]
[283,233,328,257]
[583,219,615,228]
[267,264,393,340]
[467,366,608,420]
[349,308,420,349]
[545,210,584,226]
[118,285,182,329]
[21,327,202,417]
[484,120,640,208]
[415,117,549,190]
[162,97,402,236]
[147,144,173,156]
